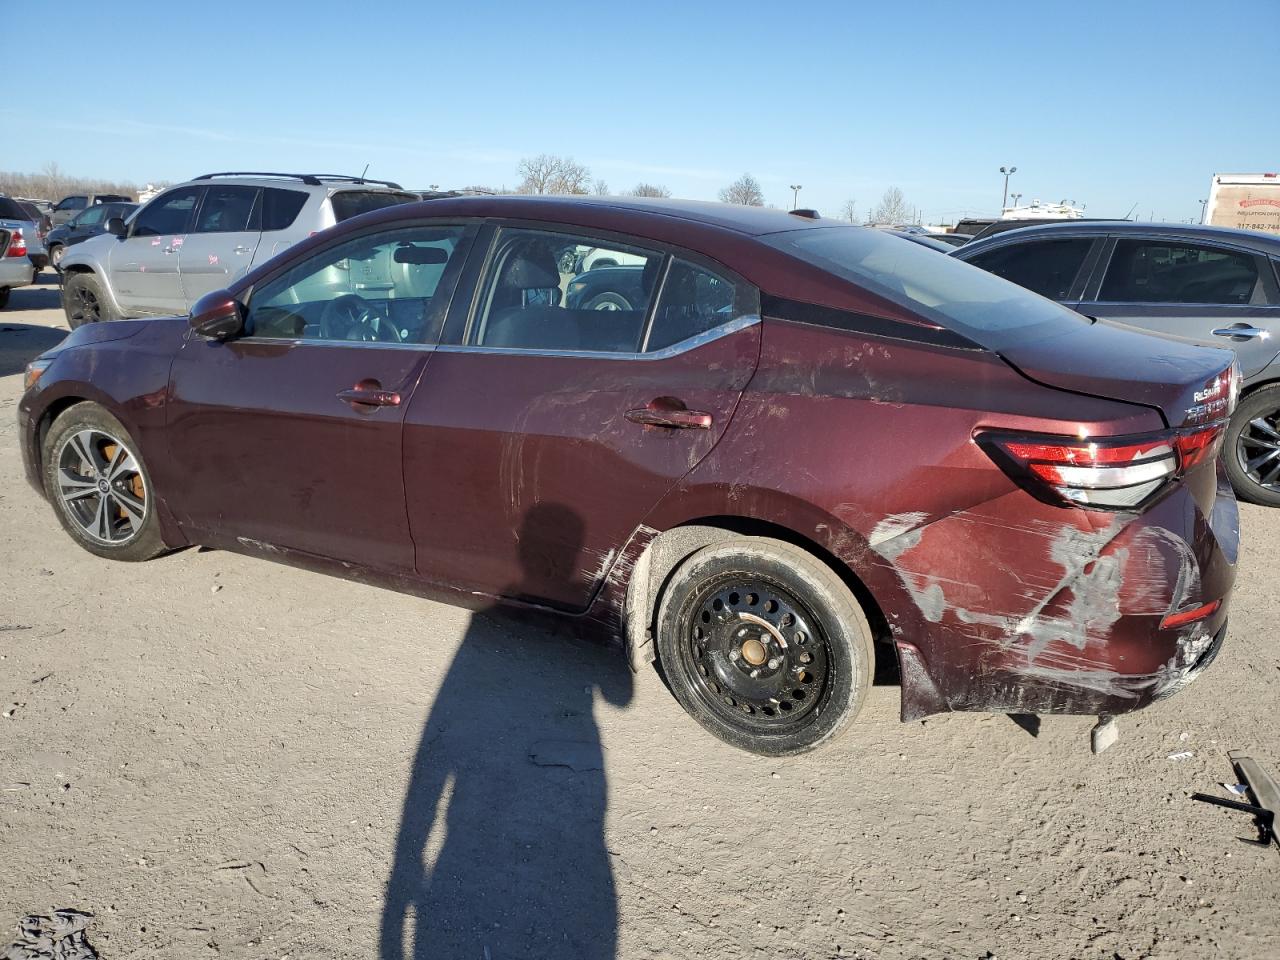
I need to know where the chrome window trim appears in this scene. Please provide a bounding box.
[229,335,434,351]
[436,312,761,361]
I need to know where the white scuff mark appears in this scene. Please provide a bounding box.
[868,511,929,550]
[1167,751,1194,762]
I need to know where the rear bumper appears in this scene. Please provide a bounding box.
[0,256,35,288]
[881,462,1239,720]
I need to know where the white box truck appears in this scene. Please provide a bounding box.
[1205,173,1280,235]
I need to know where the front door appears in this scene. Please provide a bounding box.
[403,225,761,609]
[109,186,202,316]
[164,221,475,570]
[177,184,263,304]
[1086,235,1280,378]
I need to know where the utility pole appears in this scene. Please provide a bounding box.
[999,165,1017,211]
[1199,199,1208,224]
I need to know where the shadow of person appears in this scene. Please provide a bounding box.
[380,503,634,960]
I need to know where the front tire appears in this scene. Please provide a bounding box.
[42,403,167,562]
[49,244,65,269]
[1225,383,1280,506]
[584,291,632,311]
[655,536,874,756]
[63,271,118,328]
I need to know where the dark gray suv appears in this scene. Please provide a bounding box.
[955,222,1280,505]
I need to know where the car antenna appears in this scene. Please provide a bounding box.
[359,163,370,182]
[1123,202,1139,221]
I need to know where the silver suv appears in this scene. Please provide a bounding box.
[59,172,418,327]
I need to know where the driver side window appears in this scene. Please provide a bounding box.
[245,225,468,344]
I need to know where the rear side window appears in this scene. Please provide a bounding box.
[55,196,87,212]
[767,226,1087,346]
[966,238,1092,301]
[329,190,418,222]
[472,228,662,353]
[1100,239,1260,305]
[132,187,201,237]
[194,186,258,233]
[261,188,308,231]
[646,259,751,351]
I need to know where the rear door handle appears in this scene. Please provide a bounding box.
[626,398,712,430]
[337,379,402,408]
[1212,325,1270,340]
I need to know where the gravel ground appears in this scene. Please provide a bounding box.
[2,274,1278,959]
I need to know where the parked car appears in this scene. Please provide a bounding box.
[46,202,139,268]
[48,192,134,228]
[886,230,956,253]
[0,225,37,308]
[21,197,1238,756]
[59,172,418,327]
[924,232,971,249]
[0,195,49,271]
[955,222,1280,506]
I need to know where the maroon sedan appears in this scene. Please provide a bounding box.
[18,197,1240,755]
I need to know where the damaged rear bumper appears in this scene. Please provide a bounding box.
[876,463,1238,721]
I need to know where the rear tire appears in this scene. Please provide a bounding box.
[1225,384,1280,507]
[654,536,874,756]
[42,403,168,562]
[63,271,118,329]
[49,244,64,269]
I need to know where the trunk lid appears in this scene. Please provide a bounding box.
[997,319,1237,428]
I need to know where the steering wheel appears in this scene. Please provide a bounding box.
[319,294,402,343]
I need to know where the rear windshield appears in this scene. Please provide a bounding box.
[329,190,418,222]
[0,197,30,220]
[766,226,1087,346]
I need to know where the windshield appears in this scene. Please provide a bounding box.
[329,190,419,222]
[766,226,1088,347]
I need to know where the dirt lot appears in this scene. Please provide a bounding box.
[2,274,1278,959]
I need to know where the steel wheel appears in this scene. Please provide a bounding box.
[655,536,873,755]
[1238,410,1280,492]
[679,576,831,735]
[55,428,148,545]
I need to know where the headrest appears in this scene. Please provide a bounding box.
[501,245,560,290]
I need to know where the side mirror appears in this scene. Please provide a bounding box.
[189,290,244,340]
[105,217,127,238]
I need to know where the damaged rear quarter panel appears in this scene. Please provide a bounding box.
[643,318,1234,720]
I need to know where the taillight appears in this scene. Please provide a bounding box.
[980,424,1227,510]
[5,228,27,258]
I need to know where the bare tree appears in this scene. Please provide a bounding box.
[0,166,140,202]
[592,179,610,196]
[841,199,858,223]
[718,173,765,206]
[516,154,592,195]
[629,182,671,198]
[869,186,912,225]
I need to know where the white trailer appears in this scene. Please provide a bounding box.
[1205,173,1280,235]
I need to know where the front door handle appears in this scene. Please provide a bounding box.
[1212,325,1270,340]
[626,398,712,430]
[337,379,402,408]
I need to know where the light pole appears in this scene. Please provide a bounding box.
[1199,199,1208,224]
[790,184,802,209]
[1010,192,1022,210]
[999,165,1017,211]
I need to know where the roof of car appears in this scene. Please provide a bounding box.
[408,195,839,237]
[960,219,1280,253]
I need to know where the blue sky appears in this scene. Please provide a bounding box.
[6,0,1276,223]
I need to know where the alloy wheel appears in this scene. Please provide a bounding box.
[1238,408,1280,492]
[55,429,148,544]
[69,283,102,324]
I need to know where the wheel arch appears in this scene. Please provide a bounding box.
[621,511,894,679]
